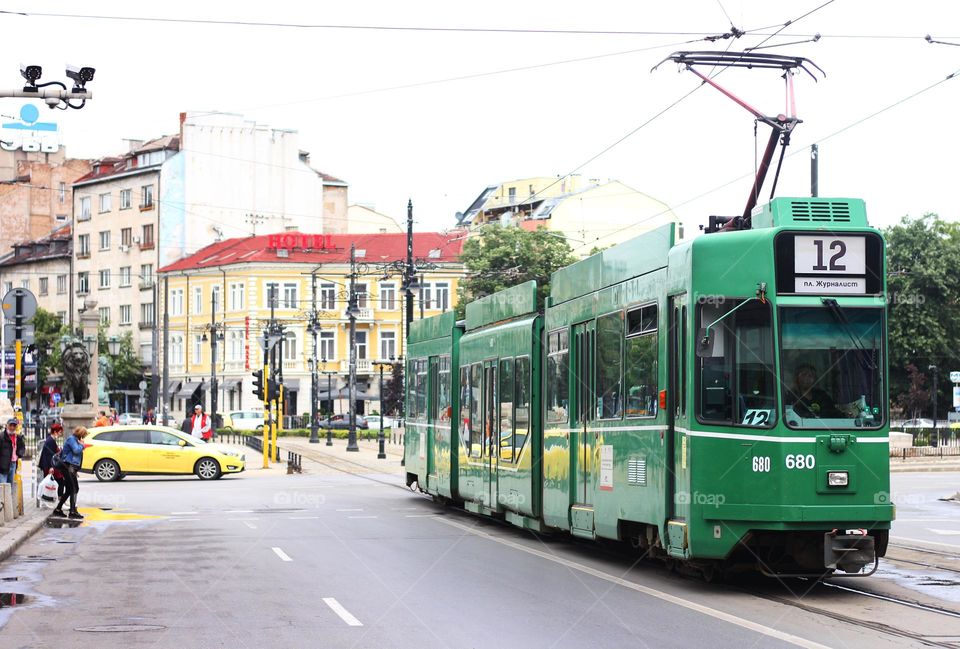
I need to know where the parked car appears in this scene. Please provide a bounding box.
[117,412,143,425]
[222,410,265,432]
[320,414,369,430]
[82,425,246,481]
[365,415,396,429]
[902,418,935,429]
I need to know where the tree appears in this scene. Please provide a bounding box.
[455,226,576,316]
[97,327,144,391]
[896,363,929,419]
[29,307,68,387]
[381,361,404,416]
[885,214,960,419]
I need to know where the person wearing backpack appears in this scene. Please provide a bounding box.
[38,422,66,502]
[53,426,88,519]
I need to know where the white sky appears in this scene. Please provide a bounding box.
[4,1,959,252]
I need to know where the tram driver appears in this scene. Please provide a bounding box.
[790,363,841,419]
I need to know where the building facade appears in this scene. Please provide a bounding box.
[0,224,73,323]
[158,231,466,422]
[346,204,403,234]
[0,156,91,247]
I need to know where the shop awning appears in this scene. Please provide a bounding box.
[280,378,300,390]
[220,379,242,392]
[165,380,181,395]
[176,381,202,399]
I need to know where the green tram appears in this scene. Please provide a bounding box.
[405,196,893,576]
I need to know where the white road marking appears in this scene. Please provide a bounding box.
[347,515,378,519]
[289,516,320,520]
[437,517,832,649]
[170,511,198,515]
[272,547,293,562]
[891,536,960,550]
[928,528,960,536]
[226,509,254,513]
[322,597,363,626]
[337,508,363,512]
[243,521,257,529]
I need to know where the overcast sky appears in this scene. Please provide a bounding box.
[4,1,959,253]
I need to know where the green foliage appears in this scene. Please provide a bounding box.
[455,225,576,316]
[29,307,68,386]
[97,327,144,390]
[382,361,404,415]
[885,214,960,418]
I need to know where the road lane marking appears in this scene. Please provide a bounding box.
[243,521,257,529]
[437,517,832,649]
[928,528,960,536]
[322,597,362,626]
[337,508,363,512]
[405,514,440,518]
[347,515,378,519]
[289,516,320,520]
[171,511,198,515]
[272,547,293,562]
[226,509,254,513]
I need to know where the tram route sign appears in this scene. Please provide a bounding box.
[949,371,960,383]
[774,231,884,296]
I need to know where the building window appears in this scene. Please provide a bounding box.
[56,274,67,294]
[119,266,131,287]
[141,224,154,247]
[56,311,66,324]
[99,230,111,250]
[99,193,112,213]
[434,282,450,311]
[99,269,111,289]
[119,304,132,325]
[319,331,335,361]
[170,289,184,316]
[121,227,132,247]
[228,330,244,362]
[380,283,395,310]
[171,335,183,365]
[39,277,48,296]
[79,196,91,220]
[141,185,154,209]
[98,306,110,325]
[320,283,336,310]
[230,283,245,310]
[379,331,396,360]
[508,186,517,203]
[193,286,203,314]
[140,302,155,326]
[140,264,153,286]
[120,188,132,210]
[420,283,430,311]
[58,181,66,203]
[212,285,221,313]
[77,272,89,294]
[78,234,90,256]
[56,214,67,222]
[20,279,28,289]
[2,281,11,295]
[355,283,367,309]
[283,332,297,361]
[194,335,203,362]
[355,331,367,360]
[282,283,298,309]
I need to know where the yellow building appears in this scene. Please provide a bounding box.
[158,231,466,420]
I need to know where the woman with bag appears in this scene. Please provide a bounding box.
[53,426,88,519]
[37,423,65,504]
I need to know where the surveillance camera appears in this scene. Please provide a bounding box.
[20,63,42,84]
[44,96,60,108]
[65,64,95,89]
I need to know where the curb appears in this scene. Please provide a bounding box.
[0,507,48,564]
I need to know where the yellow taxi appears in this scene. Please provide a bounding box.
[81,425,246,481]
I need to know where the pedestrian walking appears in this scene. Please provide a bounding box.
[109,408,119,425]
[145,407,156,425]
[93,411,110,427]
[53,426,88,519]
[190,404,212,441]
[38,422,66,501]
[0,418,26,485]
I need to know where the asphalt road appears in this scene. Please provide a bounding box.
[890,470,960,551]
[0,464,954,648]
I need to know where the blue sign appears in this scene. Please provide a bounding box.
[52,392,61,403]
[1,104,59,152]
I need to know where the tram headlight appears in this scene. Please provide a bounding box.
[827,471,849,487]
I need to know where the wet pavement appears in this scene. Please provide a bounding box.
[890,471,960,550]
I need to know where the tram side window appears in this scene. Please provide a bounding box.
[596,311,624,419]
[470,363,482,455]
[546,330,569,424]
[435,356,452,423]
[514,356,530,457]
[499,358,514,462]
[407,360,417,419]
[459,366,470,449]
[697,299,777,427]
[625,304,658,418]
[416,359,428,420]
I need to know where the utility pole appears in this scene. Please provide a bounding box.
[346,244,359,452]
[810,144,819,198]
[151,280,159,419]
[161,275,170,425]
[309,272,320,444]
[930,364,939,446]
[405,199,414,337]
[209,291,219,432]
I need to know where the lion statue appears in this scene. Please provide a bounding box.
[61,341,91,404]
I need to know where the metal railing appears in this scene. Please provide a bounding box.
[890,445,960,459]
[287,451,302,474]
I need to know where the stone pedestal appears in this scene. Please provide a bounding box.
[61,402,96,435]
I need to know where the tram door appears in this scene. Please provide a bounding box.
[571,321,596,535]
[427,357,439,492]
[481,360,499,510]
[666,294,690,553]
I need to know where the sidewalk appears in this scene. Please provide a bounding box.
[278,435,405,476]
[0,462,49,563]
[890,456,960,473]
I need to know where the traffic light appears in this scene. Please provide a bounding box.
[251,370,264,400]
[267,378,280,402]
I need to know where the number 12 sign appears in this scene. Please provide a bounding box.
[794,235,866,294]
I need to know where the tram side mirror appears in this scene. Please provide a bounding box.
[696,328,715,357]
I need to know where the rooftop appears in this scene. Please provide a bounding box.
[73,135,181,185]
[0,224,72,268]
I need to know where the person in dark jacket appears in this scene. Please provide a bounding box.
[38,422,66,501]
[53,426,88,519]
[0,418,27,485]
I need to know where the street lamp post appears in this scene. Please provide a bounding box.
[929,364,939,446]
[321,358,334,446]
[373,358,394,460]
[308,353,319,444]
[346,244,360,452]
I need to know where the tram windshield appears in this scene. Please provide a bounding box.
[780,306,884,429]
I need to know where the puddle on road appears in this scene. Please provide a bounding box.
[41,507,166,528]
[876,560,960,603]
[0,593,33,608]
[43,518,82,529]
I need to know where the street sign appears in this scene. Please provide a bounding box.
[954,386,960,409]
[951,371,960,383]
[52,392,61,403]
[2,323,34,345]
[1,287,38,321]
[138,380,148,391]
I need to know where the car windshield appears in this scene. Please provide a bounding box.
[780,306,884,429]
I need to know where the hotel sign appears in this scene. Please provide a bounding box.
[266,233,334,251]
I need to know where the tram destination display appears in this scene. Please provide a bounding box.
[774,231,883,296]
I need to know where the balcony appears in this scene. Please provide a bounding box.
[76,251,90,260]
[139,321,155,330]
[340,358,372,374]
[139,280,155,291]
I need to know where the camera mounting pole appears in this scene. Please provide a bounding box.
[653,51,825,230]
